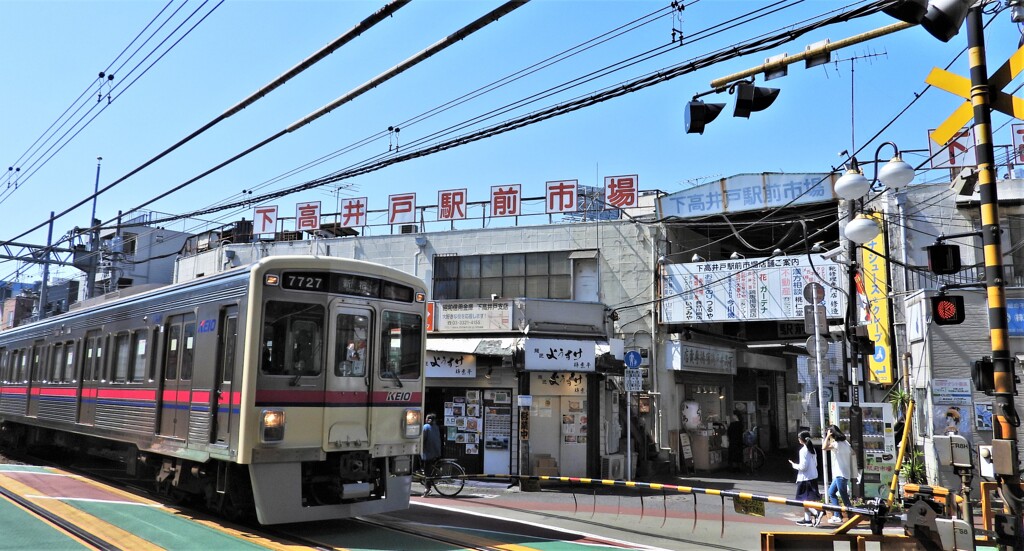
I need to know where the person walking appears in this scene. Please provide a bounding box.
[421,413,442,496]
[822,425,857,524]
[789,431,824,526]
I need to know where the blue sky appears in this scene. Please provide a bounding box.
[3,0,1023,284]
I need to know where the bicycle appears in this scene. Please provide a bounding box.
[413,458,466,497]
[742,427,766,474]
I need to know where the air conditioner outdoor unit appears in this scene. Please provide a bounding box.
[600,454,624,480]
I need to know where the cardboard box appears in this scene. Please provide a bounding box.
[535,466,559,477]
[535,457,556,469]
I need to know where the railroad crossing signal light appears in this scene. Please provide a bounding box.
[881,0,972,43]
[926,243,962,274]
[972,355,994,394]
[931,294,966,325]
[684,100,725,134]
[733,83,780,118]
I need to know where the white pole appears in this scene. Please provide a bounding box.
[626,390,632,481]
[814,307,831,484]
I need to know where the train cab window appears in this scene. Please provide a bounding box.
[131,331,148,383]
[335,313,370,377]
[379,311,422,381]
[261,301,324,376]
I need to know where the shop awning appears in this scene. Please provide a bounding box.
[426,337,517,356]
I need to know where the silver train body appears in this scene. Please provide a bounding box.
[0,255,426,524]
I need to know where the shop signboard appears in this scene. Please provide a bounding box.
[524,338,596,372]
[430,300,513,332]
[657,173,836,219]
[659,254,845,324]
[665,340,736,375]
[424,352,476,378]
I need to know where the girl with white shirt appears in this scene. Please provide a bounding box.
[789,430,824,526]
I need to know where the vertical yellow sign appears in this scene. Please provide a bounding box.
[859,212,893,385]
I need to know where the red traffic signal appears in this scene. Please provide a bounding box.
[931,295,966,325]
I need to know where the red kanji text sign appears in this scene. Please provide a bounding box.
[605,175,638,209]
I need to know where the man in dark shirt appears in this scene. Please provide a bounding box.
[421,413,442,495]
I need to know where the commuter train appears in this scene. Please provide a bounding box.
[0,255,426,524]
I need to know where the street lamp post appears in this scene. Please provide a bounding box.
[834,141,914,499]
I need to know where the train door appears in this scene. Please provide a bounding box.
[158,313,195,441]
[212,306,238,446]
[324,303,372,445]
[26,341,44,417]
[78,331,101,425]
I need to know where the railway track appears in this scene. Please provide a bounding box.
[0,479,118,550]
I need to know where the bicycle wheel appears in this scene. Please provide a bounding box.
[744,446,766,473]
[431,461,466,497]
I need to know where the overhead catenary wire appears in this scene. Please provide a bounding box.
[0,0,528,260]
[0,0,219,205]
[124,1,894,230]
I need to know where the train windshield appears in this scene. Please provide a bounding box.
[261,301,325,376]
[380,311,422,381]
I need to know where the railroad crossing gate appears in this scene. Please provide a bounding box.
[927,43,1024,148]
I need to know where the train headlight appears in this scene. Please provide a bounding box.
[403,408,422,439]
[261,409,285,442]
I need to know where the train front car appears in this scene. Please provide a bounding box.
[240,256,425,524]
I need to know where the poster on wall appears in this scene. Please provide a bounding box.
[933,405,973,446]
[975,403,994,431]
[561,399,587,445]
[932,378,973,445]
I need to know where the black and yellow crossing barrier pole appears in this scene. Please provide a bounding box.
[473,473,884,527]
[966,7,1024,548]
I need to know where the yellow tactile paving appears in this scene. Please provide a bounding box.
[0,472,163,550]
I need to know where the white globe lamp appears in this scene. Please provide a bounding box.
[845,215,881,244]
[878,156,915,189]
[834,169,871,201]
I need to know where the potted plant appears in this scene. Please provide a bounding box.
[888,388,912,422]
[900,449,927,485]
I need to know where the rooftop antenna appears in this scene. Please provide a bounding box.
[828,50,888,154]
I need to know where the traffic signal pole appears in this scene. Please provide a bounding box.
[965,7,1024,547]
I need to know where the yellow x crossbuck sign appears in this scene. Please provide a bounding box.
[927,44,1024,146]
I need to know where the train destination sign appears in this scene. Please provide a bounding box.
[279,271,415,302]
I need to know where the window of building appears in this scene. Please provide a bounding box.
[432,251,572,300]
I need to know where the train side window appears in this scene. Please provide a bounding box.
[131,331,148,384]
[165,324,181,381]
[220,312,238,383]
[0,347,7,382]
[50,343,62,383]
[31,342,44,383]
[99,335,110,382]
[180,321,195,381]
[114,333,130,383]
[64,341,77,383]
[261,301,324,376]
[18,350,28,383]
[148,329,161,382]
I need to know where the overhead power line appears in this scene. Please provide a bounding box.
[0,0,417,253]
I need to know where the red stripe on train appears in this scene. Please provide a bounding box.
[217,391,241,406]
[97,388,157,400]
